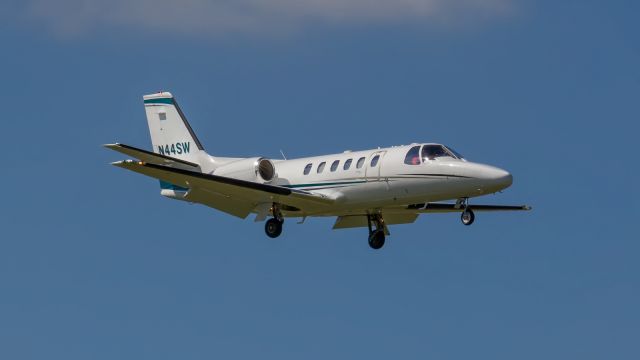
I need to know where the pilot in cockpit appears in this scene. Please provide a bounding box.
[404,144,465,165]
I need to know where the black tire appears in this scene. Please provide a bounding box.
[265,218,283,238]
[461,209,475,226]
[368,230,385,250]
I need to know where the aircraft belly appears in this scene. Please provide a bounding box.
[316,177,477,215]
[300,179,422,215]
[393,177,457,201]
[338,180,401,205]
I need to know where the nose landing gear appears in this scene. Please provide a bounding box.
[367,213,387,250]
[458,197,475,226]
[461,209,475,226]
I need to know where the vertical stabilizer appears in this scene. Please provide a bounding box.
[143,92,205,165]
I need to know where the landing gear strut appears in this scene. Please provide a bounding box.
[264,203,284,238]
[367,213,386,250]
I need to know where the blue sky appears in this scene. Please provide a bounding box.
[1,1,638,358]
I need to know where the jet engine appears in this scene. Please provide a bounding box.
[213,157,277,183]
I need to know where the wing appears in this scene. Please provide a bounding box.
[104,143,200,170]
[332,202,531,230]
[111,160,334,218]
[417,203,532,213]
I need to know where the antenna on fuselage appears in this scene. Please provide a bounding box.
[279,149,287,160]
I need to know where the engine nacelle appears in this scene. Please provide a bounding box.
[213,157,277,183]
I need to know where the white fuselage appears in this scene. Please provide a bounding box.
[110,92,529,248]
[206,143,513,217]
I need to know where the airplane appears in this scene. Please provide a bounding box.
[105,92,531,249]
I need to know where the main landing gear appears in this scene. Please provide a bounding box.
[367,213,387,250]
[264,203,284,238]
[265,218,283,238]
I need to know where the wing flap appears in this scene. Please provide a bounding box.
[183,188,255,219]
[333,214,418,229]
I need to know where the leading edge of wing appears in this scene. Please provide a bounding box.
[418,203,532,213]
[111,160,334,206]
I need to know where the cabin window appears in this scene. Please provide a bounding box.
[370,155,380,167]
[404,146,421,165]
[317,162,326,173]
[343,158,353,170]
[356,157,366,169]
[330,160,339,172]
[303,163,312,175]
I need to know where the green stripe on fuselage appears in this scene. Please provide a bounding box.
[283,180,366,189]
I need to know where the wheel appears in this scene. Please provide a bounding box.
[368,230,385,249]
[265,218,283,238]
[461,209,475,226]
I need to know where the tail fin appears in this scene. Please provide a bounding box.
[143,92,205,165]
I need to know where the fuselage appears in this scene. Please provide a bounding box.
[252,143,512,216]
[109,92,529,248]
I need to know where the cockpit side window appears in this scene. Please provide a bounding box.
[421,145,453,161]
[404,146,421,165]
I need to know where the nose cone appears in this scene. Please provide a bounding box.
[456,162,514,193]
[496,169,513,188]
[488,167,512,189]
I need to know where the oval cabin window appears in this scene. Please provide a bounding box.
[330,160,340,172]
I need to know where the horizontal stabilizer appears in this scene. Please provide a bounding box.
[104,143,200,170]
[111,161,334,215]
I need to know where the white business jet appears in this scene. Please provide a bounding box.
[106,92,531,249]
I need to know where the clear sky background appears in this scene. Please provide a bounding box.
[1,0,638,359]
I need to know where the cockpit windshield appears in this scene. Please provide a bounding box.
[444,145,465,160]
[421,144,458,161]
[404,144,465,164]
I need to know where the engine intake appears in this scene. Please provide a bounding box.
[257,158,275,182]
[214,157,277,183]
